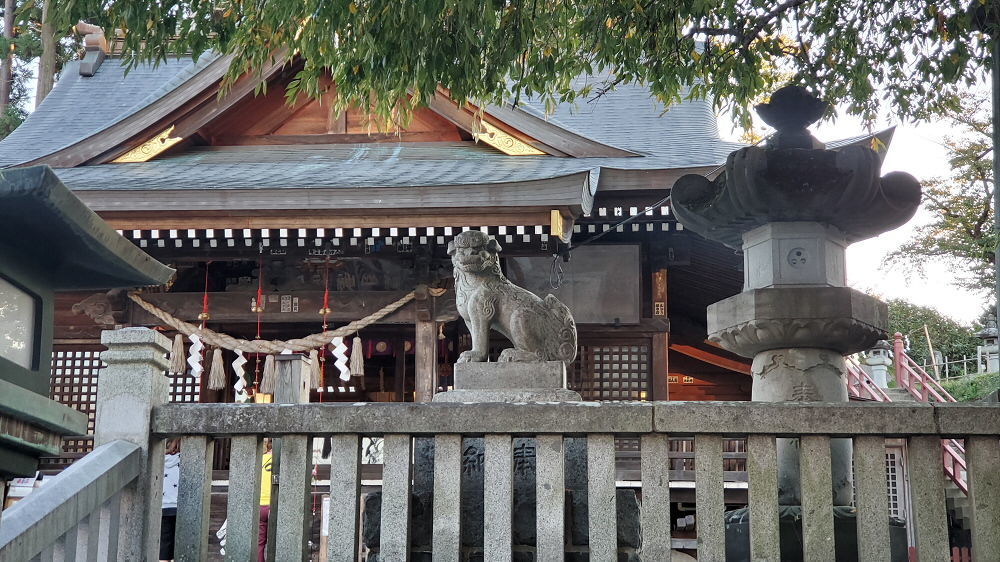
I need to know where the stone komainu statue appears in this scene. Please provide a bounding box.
[448,231,577,365]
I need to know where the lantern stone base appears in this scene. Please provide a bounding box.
[433,361,581,403]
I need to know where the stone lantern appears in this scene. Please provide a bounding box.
[0,167,172,484]
[863,340,893,388]
[671,86,921,506]
[977,316,999,374]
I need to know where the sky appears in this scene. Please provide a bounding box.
[724,113,987,326]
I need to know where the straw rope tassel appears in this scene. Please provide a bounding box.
[350,336,365,377]
[259,354,277,393]
[309,349,321,389]
[208,348,226,390]
[169,334,186,374]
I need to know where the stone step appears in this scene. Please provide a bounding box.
[883,388,917,402]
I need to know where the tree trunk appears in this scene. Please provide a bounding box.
[35,0,55,106]
[0,0,15,113]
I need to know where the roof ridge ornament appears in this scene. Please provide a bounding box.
[76,21,109,77]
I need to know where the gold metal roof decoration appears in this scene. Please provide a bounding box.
[112,125,183,163]
[473,121,545,156]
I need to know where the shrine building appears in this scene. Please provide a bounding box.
[0,40,888,466]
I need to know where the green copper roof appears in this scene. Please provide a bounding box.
[0,166,173,289]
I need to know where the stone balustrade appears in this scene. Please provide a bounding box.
[3,328,1000,561]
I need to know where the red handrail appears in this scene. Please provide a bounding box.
[889,333,966,494]
[845,356,893,402]
[892,333,958,403]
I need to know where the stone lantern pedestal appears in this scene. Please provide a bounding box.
[672,86,922,509]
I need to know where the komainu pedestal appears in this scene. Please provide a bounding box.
[433,362,582,403]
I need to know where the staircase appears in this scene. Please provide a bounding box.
[847,333,973,542]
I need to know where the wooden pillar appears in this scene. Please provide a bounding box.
[394,339,406,402]
[651,333,669,401]
[266,355,311,561]
[413,284,438,402]
[650,269,669,401]
[415,320,439,402]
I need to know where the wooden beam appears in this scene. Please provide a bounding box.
[97,210,555,231]
[213,131,459,145]
[669,344,751,375]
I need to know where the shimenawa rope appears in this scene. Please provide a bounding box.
[128,291,420,355]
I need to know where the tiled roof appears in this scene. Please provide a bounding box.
[0,55,219,167]
[1,55,745,191]
[54,141,718,192]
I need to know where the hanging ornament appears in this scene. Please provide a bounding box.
[350,336,365,377]
[232,350,249,402]
[187,333,204,379]
[331,336,350,381]
[208,348,226,390]
[169,334,186,375]
[315,260,332,390]
[259,354,277,393]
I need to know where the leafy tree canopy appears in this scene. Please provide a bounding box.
[885,93,995,292]
[887,298,981,368]
[56,0,1000,125]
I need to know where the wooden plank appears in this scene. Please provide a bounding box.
[432,434,462,562]
[908,435,950,561]
[640,434,671,559]
[967,436,1000,559]
[175,436,215,561]
[746,434,780,561]
[799,435,835,561]
[694,434,724,561]
[380,434,413,561]
[327,434,362,562]
[535,435,564,559]
[853,436,891,561]
[587,434,617,560]
[483,434,513,562]
[274,435,312,561]
[225,436,263,562]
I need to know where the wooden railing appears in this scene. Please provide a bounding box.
[0,440,140,560]
[144,400,1000,561]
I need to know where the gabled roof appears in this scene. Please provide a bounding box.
[0,55,220,168]
[0,54,739,170]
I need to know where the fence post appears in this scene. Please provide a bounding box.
[892,332,906,389]
[94,327,171,562]
[267,354,312,561]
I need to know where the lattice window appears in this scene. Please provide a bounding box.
[169,372,201,403]
[50,344,202,457]
[570,343,650,400]
[886,449,905,519]
[50,348,103,453]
